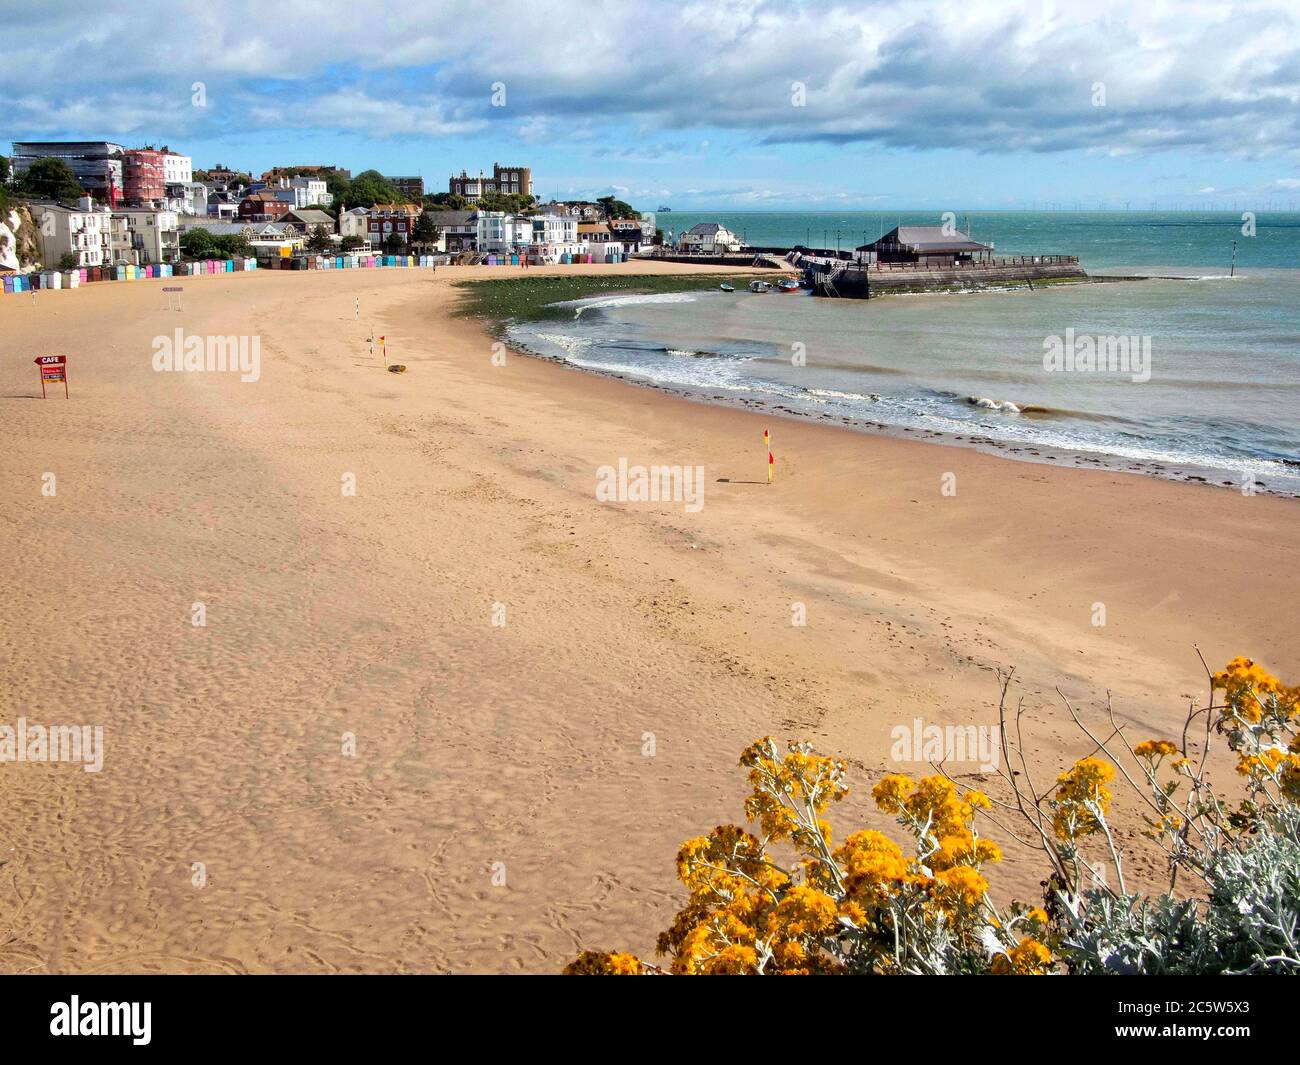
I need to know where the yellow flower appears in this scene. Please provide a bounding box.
[1052,757,1115,839]
[766,885,838,940]
[563,950,645,975]
[934,865,989,911]
[1134,739,1178,760]
[929,831,1002,871]
[872,774,916,812]
[835,829,914,901]
[1212,657,1298,725]
[991,937,1053,975]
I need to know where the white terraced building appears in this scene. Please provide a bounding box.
[338,207,370,240]
[526,214,583,261]
[475,211,534,253]
[28,198,113,267]
[162,152,192,185]
[112,206,180,264]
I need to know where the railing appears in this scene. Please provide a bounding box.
[867,255,1077,271]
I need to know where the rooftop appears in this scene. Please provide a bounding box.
[423,210,477,225]
[860,226,992,253]
[284,209,334,226]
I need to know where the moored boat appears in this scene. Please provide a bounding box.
[719,282,735,292]
[748,280,772,292]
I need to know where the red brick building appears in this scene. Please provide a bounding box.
[123,148,166,205]
[367,204,421,244]
[238,191,293,222]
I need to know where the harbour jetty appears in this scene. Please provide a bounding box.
[794,226,1086,298]
[637,225,1086,297]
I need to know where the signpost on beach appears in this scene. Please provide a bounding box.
[35,355,68,399]
[163,286,183,312]
[765,429,773,483]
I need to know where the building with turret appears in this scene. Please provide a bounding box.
[448,163,532,203]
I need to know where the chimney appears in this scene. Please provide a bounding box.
[78,195,94,212]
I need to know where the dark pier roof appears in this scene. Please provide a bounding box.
[857,225,992,254]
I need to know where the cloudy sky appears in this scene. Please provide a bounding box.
[4,0,1299,209]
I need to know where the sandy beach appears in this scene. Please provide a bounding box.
[1,261,1296,974]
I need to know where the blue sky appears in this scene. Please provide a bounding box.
[4,0,1299,210]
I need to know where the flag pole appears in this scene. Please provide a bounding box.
[765,429,773,484]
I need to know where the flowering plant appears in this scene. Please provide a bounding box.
[565,655,1300,975]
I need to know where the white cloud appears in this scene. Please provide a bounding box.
[4,0,1299,159]
[246,89,483,138]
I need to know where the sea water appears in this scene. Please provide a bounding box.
[507,212,1300,493]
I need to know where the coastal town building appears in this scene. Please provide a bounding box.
[27,197,179,267]
[122,146,193,211]
[422,210,478,252]
[163,151,193,186]
[282,209,335,235]
[112,206,181,264]
[546,201,602,220]
[367,204,421,244]
[577,221,612,248]
[449,163,533,203]
[28,198,113,267]
[260,165,349,185]
[197,164,251,185]
[608,217,650,252]
[207,197,242,221]
[12,141,126,205]
[175,181,209,216]
[608,229,643,256]
[677,222,742,253]
[856,226,993,265]
[242,176,332,208]
[526,214,583,261]
[123,148,167,205]
[386,176,425,200]
[285,176,331,207]
[186,220,301,255]
[338,207,371,240]
[476,211,534,252]
[238,191,293,222]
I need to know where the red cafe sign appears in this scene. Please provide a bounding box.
[35,355,69,398]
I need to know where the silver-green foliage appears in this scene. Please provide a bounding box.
[1061,806,1300,974]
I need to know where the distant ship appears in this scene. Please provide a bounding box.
[657,205,672,212]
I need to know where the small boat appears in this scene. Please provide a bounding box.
[777,278,801,292]
[748,280,772,293]
[719,282,735,292]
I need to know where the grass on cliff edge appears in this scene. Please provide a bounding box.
[453,272,770,331]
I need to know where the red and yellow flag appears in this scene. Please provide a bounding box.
[765,429,773,483]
